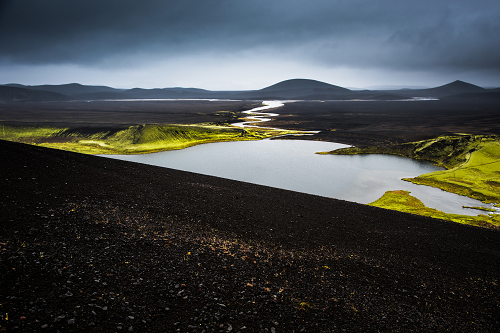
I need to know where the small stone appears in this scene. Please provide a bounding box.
[54,315,65,322]
[68,319,75,324]
[60,291,73,298]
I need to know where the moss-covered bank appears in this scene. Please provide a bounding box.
[320,134,495,167]
[1,124,297,154]
[369,190,500,229]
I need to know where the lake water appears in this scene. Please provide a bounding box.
[103,138,493,216]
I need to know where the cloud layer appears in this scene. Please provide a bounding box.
[1,0,499,88]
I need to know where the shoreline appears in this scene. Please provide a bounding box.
[321,135,500,228]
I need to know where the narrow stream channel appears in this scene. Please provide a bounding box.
[232,101,319,136]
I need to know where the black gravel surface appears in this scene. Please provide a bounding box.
[1,139,499,332]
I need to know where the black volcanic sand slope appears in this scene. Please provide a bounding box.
[1,140,499,332]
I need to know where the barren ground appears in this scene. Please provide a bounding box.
[1,140,499,332]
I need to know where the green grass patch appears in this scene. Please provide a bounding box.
[369,190,500,229]
[1,124,296,155]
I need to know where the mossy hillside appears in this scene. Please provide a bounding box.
[321,134,495,169]
[1,124,292,155]
[2,125,68,140]
[369,190,500,229]
[406,139,500,202]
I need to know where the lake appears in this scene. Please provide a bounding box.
[103,138,493,216]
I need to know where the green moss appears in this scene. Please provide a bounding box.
[1,124,299,155]
[369,190,500,229]
[1,125,68,141]
[322,134,496,169]
[406,139,500,203]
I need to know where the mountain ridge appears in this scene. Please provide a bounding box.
[1,79,497,102]
[5,83,124,95]
[0,85,70,103]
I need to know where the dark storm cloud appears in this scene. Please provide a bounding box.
[1,0,499,73]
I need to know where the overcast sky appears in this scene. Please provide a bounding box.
[1,0,499,90]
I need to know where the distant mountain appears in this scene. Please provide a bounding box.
[3,84,27,89]
[232,79,352,99]
[5,83,124,96]
[260,79,350,92]
[2,79,495,102]
[0,85,70,103]
[393,80,486,98]
[425,80,485,96]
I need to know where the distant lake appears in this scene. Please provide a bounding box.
[103,139,493,216]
